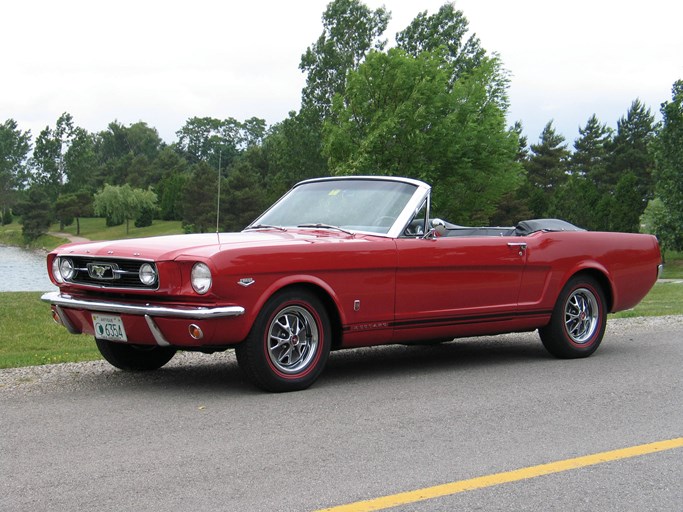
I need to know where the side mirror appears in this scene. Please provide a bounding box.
[423,219,446,240]
[431,218,447,236]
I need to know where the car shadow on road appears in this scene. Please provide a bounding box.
[32,354,257,396]
[60,333,576,394]
[322,333,550,384]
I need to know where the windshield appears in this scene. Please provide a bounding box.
[252,179,418,234]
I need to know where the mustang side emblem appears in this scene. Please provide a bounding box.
[238,278,255,287]
[87,262,118,280]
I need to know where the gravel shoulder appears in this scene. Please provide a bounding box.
[2,315,682,395]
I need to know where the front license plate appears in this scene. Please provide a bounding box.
[92,314,128,342]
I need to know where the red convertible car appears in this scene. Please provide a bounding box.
[42,176,662,391]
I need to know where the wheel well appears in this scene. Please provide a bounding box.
[276,283,344,350]
[571,269,614,311]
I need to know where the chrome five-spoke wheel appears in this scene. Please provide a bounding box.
[564,288,599,344]
[267,305,319,374]
[235,288,331,392]
[539,276,607,359]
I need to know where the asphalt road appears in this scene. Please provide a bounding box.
[1,317,682,511]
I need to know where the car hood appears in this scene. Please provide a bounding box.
[52,230,359,261]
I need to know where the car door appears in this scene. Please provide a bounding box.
[393,235,527,342]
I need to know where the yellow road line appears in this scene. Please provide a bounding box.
[316,437,683,512]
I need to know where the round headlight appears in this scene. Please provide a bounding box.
[59,258,75,281]
[139,263,157,286]
[191,262,212,294]
[51,257,64,284]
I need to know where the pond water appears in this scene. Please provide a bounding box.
[0,245,56,292]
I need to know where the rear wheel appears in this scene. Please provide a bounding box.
[539,276,607,359]
[96,338,177,371]
[236,288,331,392]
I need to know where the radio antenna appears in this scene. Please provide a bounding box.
[216,150,222,234]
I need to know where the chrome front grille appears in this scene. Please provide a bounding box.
[64,256,158,290]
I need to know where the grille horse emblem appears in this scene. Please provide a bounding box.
[92,265,108,278]
[87,262,118,280]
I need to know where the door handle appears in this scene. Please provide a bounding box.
[507,242,527,255]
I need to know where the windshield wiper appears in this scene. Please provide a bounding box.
[297,223,354,236]
[244,224,287,232]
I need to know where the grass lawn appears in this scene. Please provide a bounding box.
[0,292,101,369]
[611,281,683,318]
[661,250,683,279]
[0,218,183,252]
[49,217,183,242]
[0,222,68,251]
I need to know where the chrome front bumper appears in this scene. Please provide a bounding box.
[40,291,245,319]
[41,291,246,347]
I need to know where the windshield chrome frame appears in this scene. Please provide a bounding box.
[246,176,431,239]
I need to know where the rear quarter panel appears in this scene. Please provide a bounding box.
[518,231,661,313]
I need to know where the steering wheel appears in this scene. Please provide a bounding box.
[404,220,425,236]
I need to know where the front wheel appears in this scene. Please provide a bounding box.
[539,276,607,359]
[96,338,177,371]
[235,288,331,392]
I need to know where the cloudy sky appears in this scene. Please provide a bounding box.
[2,0,681,147]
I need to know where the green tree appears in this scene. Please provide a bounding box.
[511,121,529,162]
[149,147,190,220]
[31,128,62,194]
[134,203,155,228]
[94,184,157,234]
[611,172,642,232]
[300,0,389,120]
[649,80,683,249]
[54,191,94,235]
[157,172,188,221]
[263,110,329,196]
[571,114,613,179]
[175,116,265,170]
[15,187,52,242]
[239,117,267,149]
[30,113,81,200]
[268,0,390,193]
[181,162,220,233]
[522,121,570,217]
[544,115,612,230]
[95,121,163,186]
[94,184,124,226]
[63,127,98,193]
[0,119,31,221]
[220,158,268,232]
[396,2,485,85]
[489,121,532,226]
[641,198,670,243]
[175,117,237,167]
[324,49,521,223]
[546,174,599,230]
[604,99,656,200]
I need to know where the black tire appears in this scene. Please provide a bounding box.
[539,275,607,359]
[235,288,331,392]
[95,338,177,371]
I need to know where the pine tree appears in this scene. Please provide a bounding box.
[604,100,656,202]
[571,114,612,181]
[522,121,570,217]
[648,80,683,249]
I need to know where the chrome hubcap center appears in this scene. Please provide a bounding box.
[267,305,320,374]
